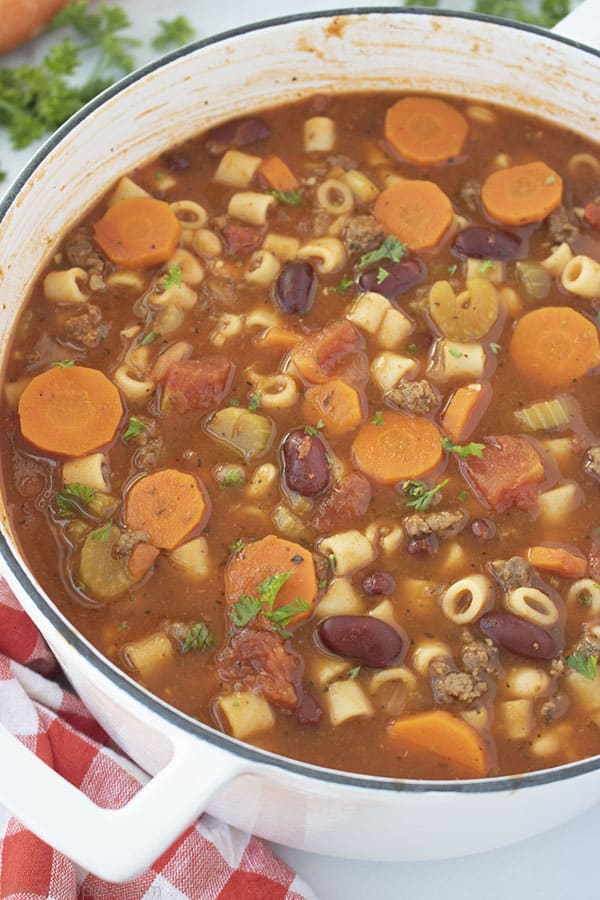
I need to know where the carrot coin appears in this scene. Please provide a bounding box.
[93,196,182,268]
[351,411,443,484]
[510,306,600,387]
[481,161,562,226]
[374,180,454,251]
[125,469,209,550]
[384,96,469,166]
[18,365,123,457]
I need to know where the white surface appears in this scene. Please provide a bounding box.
[0,1,594,897]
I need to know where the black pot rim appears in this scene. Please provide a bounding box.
[2,5,600,797]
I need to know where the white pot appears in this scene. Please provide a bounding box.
[0,3,599,882]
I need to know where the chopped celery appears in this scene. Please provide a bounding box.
[206,407,273,460]
[514,396,574,431]
[515,262,551,301]
[79,525,138,600]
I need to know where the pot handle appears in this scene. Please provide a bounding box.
[0,719,244,882]
[552,0,600,50]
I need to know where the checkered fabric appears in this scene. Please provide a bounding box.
[0,580,316,900]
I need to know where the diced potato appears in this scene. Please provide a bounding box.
[567,670,600,713]
[107,176,150,206]
[497,698,534,740]
[124,632,174,677]
[312,656,351,687]
[168,537,211,579]
[317,577,365,618]
[326,679,374,726]
[368,598,398,630]
[218,691,275,739]
[541,437,574,470]
[214,150,261,188]
[537,482,584,523]
[370,352,418,393]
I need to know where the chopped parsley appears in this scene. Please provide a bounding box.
[304,420,325,436]
[489,342,502,354]
[248,392,262,411]
[327,553,337,571]
[358,235,407,270]
[473,0,569,28]
[441,436,485,459]
[123,416,147,441]
[140,331,156,346]
[91,520,112,543]
[230,594,263,628]
[402,478,449,512]
[229,398,240,407]
[228,538,246,554]
[447,263,458,276]
[406,343,418,355]
[578,591,593,607]
[478,260,497,273]
[376,267,389,285]
[448,347,464,359]
[221,468,245,487]
[347,665,361,680]
[545,174,557,185]
[162,264,182,289]
[371,410,385,426]
[566,650,598,680]
[118,620,129,631]
[152,15,197,50]
[51,359,75,368]
[182,622,215,653]
[230,571,309,636]
[457,489,469,503]
[269,189,302,205]
[335,276,354,293]
[55,482,95,517]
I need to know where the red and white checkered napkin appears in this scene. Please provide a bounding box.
[0,580,316,900]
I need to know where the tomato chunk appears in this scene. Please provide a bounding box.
[460,435,546,512]
[289,320,369,386]
[584,201,600,229]
[162,357,234,413]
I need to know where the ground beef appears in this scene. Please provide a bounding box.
[64,304,107,348]
[341,215,385,255]
[403,509,467,540]
[461,639,500,677]
[541,692,569,724]
[430,658,488,704]
[489,556,532,590]
[386,379,439,415]
[216,628,301,709]
[459,179,481,213]
[113,530,149,559]
[572,622,600,659]
[547,205,581,245]
[584,447,600,480]
[64,226,106,279]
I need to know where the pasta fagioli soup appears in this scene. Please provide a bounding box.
[3,90,600,780]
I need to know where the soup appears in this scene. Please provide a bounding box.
[3,91,600,780]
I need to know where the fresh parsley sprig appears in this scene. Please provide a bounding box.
[230,571,310,636]
[182,622,214,653]
[566,650,598,680]
[402,478,449,512]
[357,235,407,271]
[55,481,95,517]
[269,189,302,205]
[441,436,485,459]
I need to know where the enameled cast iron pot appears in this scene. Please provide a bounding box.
[0,4,599,882]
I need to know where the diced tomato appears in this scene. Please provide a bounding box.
[314,472,372,532]
[584,201,600,229]
[221,222,264,255]
[289,320,369,386]
[460,435,546,512]
[216,628,301,708]
[162,357,234,413]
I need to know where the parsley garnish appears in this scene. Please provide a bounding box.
[402,478,448,512]
[441,436,485,459]
[55,482,95,517]
[371,411,385,426]
[51,359,75,368]
[490,342,501,354]
[473,0,569,29]
[478,260,497,273]
[448,347,464,359]
[358,235,407,270]
[229,398,240,407]
[407,343,418,355]
[376,267,389,285]
[182,622,215,653]
[327,553,337,571]
[231,594,263,628]
[152,15,197,50]
[123,416,147,441]
[140,331,156,346]
[230,571,309,635]
[447,263,458,276]
[221,468,245,487]
[248,392,262,411]
[347,665,361,680]
[457,489,469,502]
[304,420,325,436]
[228,538,246,554]
[578,591,593,607]
[118,620,129,631]
[545,175,556,184]
[91,520,112,543]
[566,650,598,680]
[162,264,182,289]
[335,276,354,293]
[269,189,302,205]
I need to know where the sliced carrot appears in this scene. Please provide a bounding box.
[528,545,588,579]
[289,320,369,386]
[128,542,160,580]
[258,155,299,192]
[441,382,492,443]
[18,365,123,458]
[388,711,490,777]
[373,180,453,251]
[256,326,302,350]
[225,534,317,628]
[93,196,181,268]
[384,96,469,166]
[510,306,600,387]
[303,379,365,435]
[125,469,209,551]
[481,161,562,226]
[351,411,442,484]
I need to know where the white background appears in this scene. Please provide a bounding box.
[0,1,595,897]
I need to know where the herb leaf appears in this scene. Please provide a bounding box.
[55,482,95,517]
[51,359,75,368]
[441,436,485,459]
[123,416,147,441]
[230,571,305,635]
[152,15,197,50]
[228,538,246,554]
[248,392,262,411]
[402,478,449,512]
[221,468,245,487]
[231,594,263,628]
[162,264,182,289]
[334,276,354,293]
[566,650,598,680]
[371,410,385,426]
[358,235,407,270]
[269,189,302,205]
[91,520,112,543]
[182,622,214,653]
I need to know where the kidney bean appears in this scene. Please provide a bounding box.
[471,518,496,541]
[282,430,331,497]
[407,535,438,556]
[295,693,322,725]
[205,117,271,156]
[318,615,403,668]
[479,611,557,660]
[166,152,191,171]
[362,571,395,596]
[358,257,427,301]
[275,261,317,315]
[452,226,521,260]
